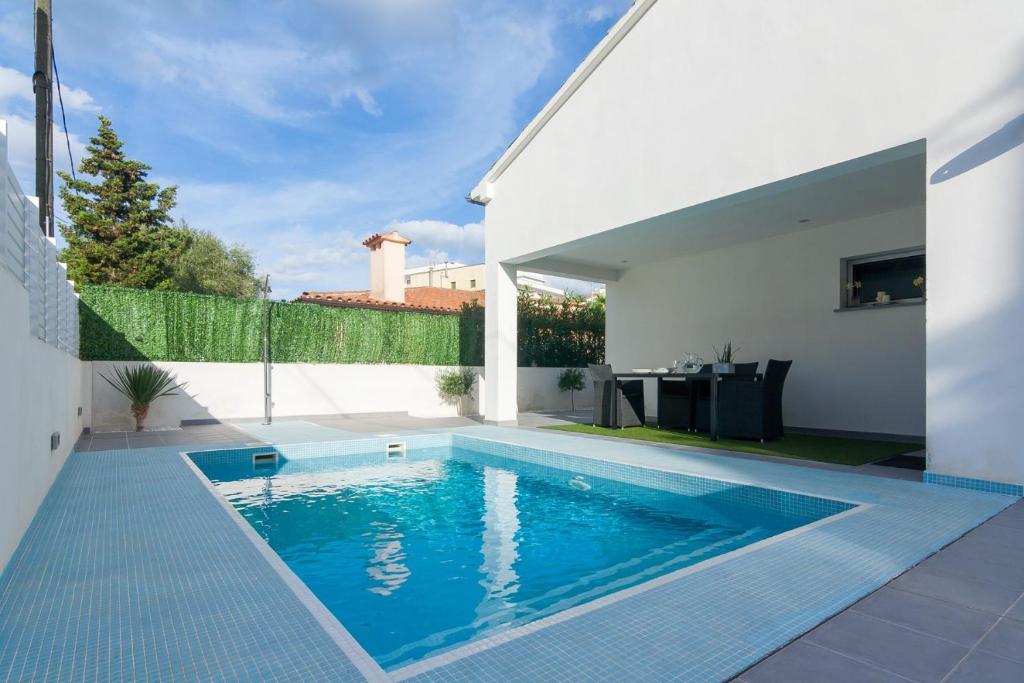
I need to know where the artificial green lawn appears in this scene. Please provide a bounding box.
[539,424,921,466]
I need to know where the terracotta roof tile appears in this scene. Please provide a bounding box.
[294,287,485,315]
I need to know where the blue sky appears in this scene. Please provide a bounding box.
[0,0,630,299]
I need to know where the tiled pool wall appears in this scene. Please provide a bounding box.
[451,434,856,521]
[187,432,856,524]
[187,433,452,468]
[923,471,1024,497]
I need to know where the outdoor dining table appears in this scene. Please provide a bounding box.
[610,371,763,440]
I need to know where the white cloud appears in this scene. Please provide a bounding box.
[583,5,616,23]
[388,219,483,256]
[0,66,93,189]
[261,227,367,290]
[543,274,602,296]
[0,66,99,113]
[406,249,454,269]
[1,115,87,191]
[573,2,631,25]
[136,32,389,122]
[56,84,100,113]
[0,66,31,103]
[174,178,365,238]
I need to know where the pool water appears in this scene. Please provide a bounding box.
[197,446,836,670]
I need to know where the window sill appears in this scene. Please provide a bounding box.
[834,300,925,313]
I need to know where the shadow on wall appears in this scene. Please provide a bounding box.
[930,113,1024,184]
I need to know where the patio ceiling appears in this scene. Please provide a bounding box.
[512,140,926,283]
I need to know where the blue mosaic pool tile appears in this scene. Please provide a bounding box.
[0,443,384,682]
[188,434,453,469]
[924,471,1024,497]
[453,433,854,521]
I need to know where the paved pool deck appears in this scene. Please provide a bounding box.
[1,417,1020,682]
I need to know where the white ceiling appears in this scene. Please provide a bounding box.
[515,141,926,281]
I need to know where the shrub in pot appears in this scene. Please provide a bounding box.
[101,364,187,431]
[436,367,477,416]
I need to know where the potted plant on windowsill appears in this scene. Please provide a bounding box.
[712,341,737,374]
[101,364,187,432]
[845,280,863,306]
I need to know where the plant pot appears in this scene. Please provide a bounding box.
[712,362,735,374]
[131,404,149,432]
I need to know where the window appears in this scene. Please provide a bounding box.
[450,282,457,289]
[405,277,411,285]
[469,279,476,288]
[842,247,925,308]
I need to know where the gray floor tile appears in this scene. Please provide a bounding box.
[967,520,1024,545]
[955,533,1024,564]
[852,587,998,646]
[920,547,1024,590]
[988,505,1024,531]
[1007,599,1024,623]
[91,434,128,443]
[978,618,1024,663]
[742,641,907,682]
[891,568,1022,615]
[806,610,968,682]
[945,651,1024,682]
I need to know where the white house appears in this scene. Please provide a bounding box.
[473,0,1024,489]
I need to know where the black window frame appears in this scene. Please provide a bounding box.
[840,246,925,309]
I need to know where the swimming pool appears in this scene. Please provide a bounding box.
[191,436,854,671]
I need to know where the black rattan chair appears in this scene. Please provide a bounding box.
[659,364,712,430]
[589,364,645,428]
[717,360,793,441]
[693,363,759,431]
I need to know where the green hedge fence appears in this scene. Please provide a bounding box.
[78,285,603,367]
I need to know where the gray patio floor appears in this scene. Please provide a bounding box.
[737,499,1024,682]
[48,412,1024,681]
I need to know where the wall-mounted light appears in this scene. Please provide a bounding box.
[798,218,811,224]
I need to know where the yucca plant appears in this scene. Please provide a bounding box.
[101,365,187,431]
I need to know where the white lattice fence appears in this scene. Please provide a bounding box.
[0,120,78,356]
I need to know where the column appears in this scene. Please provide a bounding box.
[484,261,518,424]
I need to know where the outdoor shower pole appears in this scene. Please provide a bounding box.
[262,275,272,425]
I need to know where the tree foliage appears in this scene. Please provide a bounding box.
[172,225,262,298]
[58,115,186,290]
[516,290,605,367]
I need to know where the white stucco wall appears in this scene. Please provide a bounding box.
[0,267,87,573]
[922,8,1024,485]
[608,206,925,437]
[88,362,592,431]
[481,0,1024,483]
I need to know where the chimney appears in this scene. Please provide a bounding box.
[363,231,412,303]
